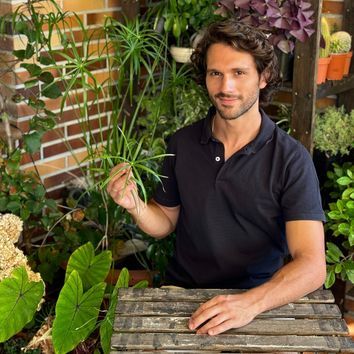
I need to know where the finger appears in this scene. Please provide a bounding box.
[111,181,136,201]
[207,318,235,336]
[107,165,133,193]
[107,164,131,191]
[189,304,223,331]
[195,313,228,334]
[189,295,227,328]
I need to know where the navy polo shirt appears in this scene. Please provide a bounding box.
[154,108,325,289]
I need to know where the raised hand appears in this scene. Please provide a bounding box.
[106,163,142,212]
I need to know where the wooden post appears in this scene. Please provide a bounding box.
[290,0,323,154]
[338,0,354,111]
[121,0,140,20]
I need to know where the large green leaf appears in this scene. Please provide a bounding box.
[0,267,44,343]
[65,242,112,289]
[100,268,130,354]
[52,270,106,354]
[23,131,42,153]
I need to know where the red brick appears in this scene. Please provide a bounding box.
[87,11,122,25]
[21,151,41,165]
[43,137,86,158]
[42,127,64,143]
[63,0,105,12]
[67,116,108,136]
[43,167,83,189]
[107,0,121,7]
[0,36,13,51]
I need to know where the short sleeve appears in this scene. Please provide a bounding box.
[153,135,181,207]
[280,144,326,222]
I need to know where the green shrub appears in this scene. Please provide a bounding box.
[314,106,354,157]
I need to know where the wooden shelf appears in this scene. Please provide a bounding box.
[317,74,354,98]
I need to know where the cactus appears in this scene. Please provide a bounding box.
[319,17,331,58]
[330,31,352,54]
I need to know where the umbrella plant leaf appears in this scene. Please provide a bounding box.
[65,242,112,289]
[0,267,45,343]
[52,270,106,354]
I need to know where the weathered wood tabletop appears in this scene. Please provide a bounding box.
[111,288,354,353]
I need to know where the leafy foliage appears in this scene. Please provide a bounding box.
[65,242,112,289]
[0,267,45,343]
[52,270,106,354]
[152,0,220,45]
[217,0,315,53]
[314,106,354,157]
[325,162,354,288]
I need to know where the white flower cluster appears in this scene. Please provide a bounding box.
[0,214,42,282]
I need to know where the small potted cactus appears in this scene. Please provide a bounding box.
[327,31,352,80]
[317,17,331,85]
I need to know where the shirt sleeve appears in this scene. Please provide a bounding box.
[280,143,326,222]
[153,135,181,207]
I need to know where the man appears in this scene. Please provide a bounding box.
[107,19,326,336]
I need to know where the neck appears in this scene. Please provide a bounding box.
[212,109,262,159]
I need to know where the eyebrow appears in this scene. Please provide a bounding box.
[206,67,251,73]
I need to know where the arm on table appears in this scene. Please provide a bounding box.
[189,220,326,335]
[107,163,180,239]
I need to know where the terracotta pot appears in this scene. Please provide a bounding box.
[106,268,157,287]
[343,51,353,77]
[317,56,331,84]
[327,53,347,80]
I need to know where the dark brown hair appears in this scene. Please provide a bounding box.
[190,18,280,105]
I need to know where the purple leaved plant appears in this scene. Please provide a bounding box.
[216,0,315,53]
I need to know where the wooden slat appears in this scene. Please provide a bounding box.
[110,332,342,352]
[114,317,348,336]
[116,301,342,319]
[338,336,354,353]
[111,352,225,354]
[117,288,334,303]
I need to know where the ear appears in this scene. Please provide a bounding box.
[259,72,268,89]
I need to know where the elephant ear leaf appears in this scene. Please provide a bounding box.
[100,267,130,354]
[0,266,45,343]
[65,242,112,289]
[52,270,106,354]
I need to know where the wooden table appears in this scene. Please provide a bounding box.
[111,288,354,353]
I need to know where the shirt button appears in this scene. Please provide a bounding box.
[215,156,221,162]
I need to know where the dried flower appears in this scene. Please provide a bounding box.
[0,213,42,283]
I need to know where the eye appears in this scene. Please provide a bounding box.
[209,71,221,77]
[235,70,245,76]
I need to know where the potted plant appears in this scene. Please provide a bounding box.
[216,0,315,54]
[152,0,220,63]
[327,31,352,80]
[314,105,354,158]
[317,16,332,85]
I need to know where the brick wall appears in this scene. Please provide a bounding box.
[0,0,143,200]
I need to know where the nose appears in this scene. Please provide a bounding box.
[220,74,235,93]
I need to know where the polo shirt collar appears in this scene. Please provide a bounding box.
[200,107,275,154]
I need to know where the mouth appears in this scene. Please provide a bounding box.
[216,96,239,105]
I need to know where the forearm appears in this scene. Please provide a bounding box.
[127,199,177,239]
[243,255,326,316]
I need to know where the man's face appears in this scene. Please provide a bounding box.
[205,43,267,121]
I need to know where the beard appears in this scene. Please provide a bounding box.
[209,89,260,121]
